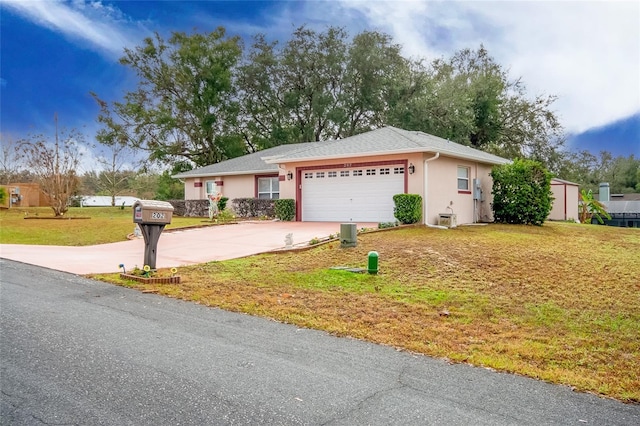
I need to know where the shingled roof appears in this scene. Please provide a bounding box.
[174,126,509,179]
[262,126,509,165]
[173,142,314,179]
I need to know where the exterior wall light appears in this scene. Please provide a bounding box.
[287,171,293,180]
[408,163,415,174]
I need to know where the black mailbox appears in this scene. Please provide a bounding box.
[132,200,175,269]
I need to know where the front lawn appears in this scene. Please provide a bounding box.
[92,222,640,402]
[0,207,214,245]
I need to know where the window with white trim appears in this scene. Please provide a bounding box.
[258,177,280,199]
[380,168,390,175]
[205,181,217,196]
[457,166,470,191]
[316,172,325,178]
[340,170,350,177]
[328,171,337,178]
[304,172,313,179]
[394,167,405,174]
[353,170,363,176]
[366,169,376,175]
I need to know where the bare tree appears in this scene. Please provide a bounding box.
[0,133,25,185]
[19,114,83,216]
[94,142,138,206]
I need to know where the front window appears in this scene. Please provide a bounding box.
[457,167,470,191]
[258,177,279,199]
[205,181,217,196]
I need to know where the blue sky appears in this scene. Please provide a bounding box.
[1,0,639,162]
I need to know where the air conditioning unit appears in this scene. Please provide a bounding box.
[438,214,457,228]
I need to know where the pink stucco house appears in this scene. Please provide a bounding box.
[173,126,511,225]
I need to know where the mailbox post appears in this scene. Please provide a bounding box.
[132,200,174,269]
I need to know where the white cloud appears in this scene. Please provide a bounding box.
[4,0,636,135]
[282,0,640,134]
[0,0,148,57]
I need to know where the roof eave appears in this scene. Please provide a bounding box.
[265,147,431,164]
[436,149,510,165]
[172,169,278,179]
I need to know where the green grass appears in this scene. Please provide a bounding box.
[0,206,215,245]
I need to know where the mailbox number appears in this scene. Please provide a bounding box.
[151,212,166,220]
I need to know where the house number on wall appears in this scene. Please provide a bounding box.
[343,163,351,167]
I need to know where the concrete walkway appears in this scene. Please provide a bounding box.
[0,221,376,275]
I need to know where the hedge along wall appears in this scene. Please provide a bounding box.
[169,198,281,218]
[231,198,276,218]
[168,200,209,217]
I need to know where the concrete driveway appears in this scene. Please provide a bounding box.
[0,221,376,275]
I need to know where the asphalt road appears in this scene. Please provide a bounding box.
[1,259,638,425]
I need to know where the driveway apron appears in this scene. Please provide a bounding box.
[0,221,376,275]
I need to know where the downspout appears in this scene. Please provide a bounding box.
[423,153,448,229]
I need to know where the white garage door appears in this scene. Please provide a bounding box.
[302,165,405,222]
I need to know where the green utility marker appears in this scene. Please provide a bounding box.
[367,251,379,274]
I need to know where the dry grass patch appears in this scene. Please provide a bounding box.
[91,222,640,402]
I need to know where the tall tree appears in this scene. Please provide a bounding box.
[597,153,639,193]
[238,26,411,148]
[93,28,245,167]
[18,115,82,216]
[559,151,640,193]
[556,150,600,192]
[389,46,565,171]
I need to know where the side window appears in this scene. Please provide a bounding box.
[457,166,470,191]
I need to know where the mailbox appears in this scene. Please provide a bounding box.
[132,200,175,269]
[133,200,174,225]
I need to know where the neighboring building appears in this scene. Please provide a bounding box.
[80,196,140,207]
[174,126,510,225]
[595,183,640,228]
[549,178,579,221]
[0,183,49,208]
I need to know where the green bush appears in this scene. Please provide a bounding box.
[217,196,229,212]
[378,221,399,229]
[393,194,422,224]
[216,208,235,223]
[0,187,6,205]
[490,159,553,226]
[274,199,295,221]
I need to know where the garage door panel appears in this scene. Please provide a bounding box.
[302,166,405,222]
